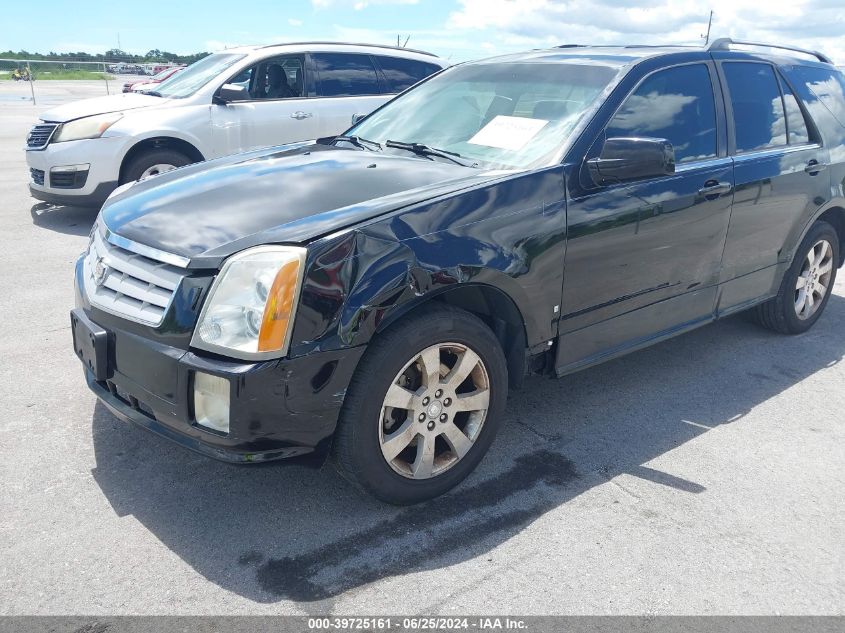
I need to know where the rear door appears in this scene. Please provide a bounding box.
[716,59,831,309]
[309,52,389,136]
[210,54,321,157]
[372,54,443,94]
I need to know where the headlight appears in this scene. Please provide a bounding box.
[191,246,307,360]
[53,113,122,143]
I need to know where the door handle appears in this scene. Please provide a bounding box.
[291,111,312,120]
[697,181,732,198]
[805,160,828,174]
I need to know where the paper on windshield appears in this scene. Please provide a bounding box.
[468,115,549,151]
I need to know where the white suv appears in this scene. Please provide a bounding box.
[25,42,445,207]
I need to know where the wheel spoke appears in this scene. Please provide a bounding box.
[441,422,473,458]
[383,383,417,410]
[444,348,480,389]
[816,281,828,297]
[806,289,815,310]
[453,388,490,412]
[381,420,418,462]
[796,274,809,290]
[795,289,807,315]
[418,346,442,389]
[411,434,435,478]
[818,260,833,275]
[814,241,829,267]
[806,248,816,269]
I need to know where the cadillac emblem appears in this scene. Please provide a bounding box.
[93,257,108,286]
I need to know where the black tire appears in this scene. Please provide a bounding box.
[120,148,191,184]
[751,220,839,334]
[332,304,508,505]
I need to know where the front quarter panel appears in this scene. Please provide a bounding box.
[288,167,568,357]
[105,102,214,159]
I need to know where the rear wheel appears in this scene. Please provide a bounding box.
[752,220,839,334]
[332,305,508,504]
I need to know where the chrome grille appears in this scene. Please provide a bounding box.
[83,229,183,326]
[26,123,58,149]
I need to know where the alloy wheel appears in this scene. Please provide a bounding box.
[139,163,177,179]
[379,342,490,479]
[795,239,834,320]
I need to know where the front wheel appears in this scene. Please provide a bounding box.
[332,305,508,504]
[120,148,191,184]
[752,220,839,334]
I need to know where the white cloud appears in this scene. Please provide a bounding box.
[288,18,304,27]
[311,0,418,7]
[447,0,845,64]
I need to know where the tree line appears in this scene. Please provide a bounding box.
[0,49,210,64]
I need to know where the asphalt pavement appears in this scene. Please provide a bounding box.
[0,80,842,615]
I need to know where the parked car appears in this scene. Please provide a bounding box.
[70,39,845,504]
[122,66,184,93]
[25,42,446,206]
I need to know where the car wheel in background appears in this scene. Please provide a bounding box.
[121,148,191,183]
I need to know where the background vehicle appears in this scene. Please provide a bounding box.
[70,40,845,504]
[25,42,446,206]
[122,65,184,93]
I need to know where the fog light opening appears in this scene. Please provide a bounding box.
[193,371,230,434]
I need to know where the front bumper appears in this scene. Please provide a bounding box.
[26,135,126,207]
[76,315,364,463]
[72,255,364,463]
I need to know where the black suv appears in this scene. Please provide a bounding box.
[71,39,845,504]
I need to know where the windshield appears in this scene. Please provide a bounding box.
[348,61,619,169]
[154,53,245,99]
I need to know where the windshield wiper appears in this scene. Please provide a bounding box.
[333,134,382,152]
[385,140,478,167]
[143,90,163,97]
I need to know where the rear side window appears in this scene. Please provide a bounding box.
[606,63,717,164]
[778,76,810,144]
[375,55,441,93]
[723,62,787,152]
[312,53,380,97]
[788,66,845,131]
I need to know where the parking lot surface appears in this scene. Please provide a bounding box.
[0,81,842,615]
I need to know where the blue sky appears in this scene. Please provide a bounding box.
[3,0,843,64]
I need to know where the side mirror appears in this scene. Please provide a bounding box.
[214,83,249,104]
[587,137,675,185]
[351,113,366,125]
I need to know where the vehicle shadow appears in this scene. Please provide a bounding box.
[31,202,98,236]
[90,294,845,607]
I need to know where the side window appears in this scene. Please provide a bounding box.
[605,64,717,164]
[723,62,787,152]
[375,55,440,93]
[785,65,845,150]
[312,53,380,97]
[778,75,810,144]
[231,55,305,100]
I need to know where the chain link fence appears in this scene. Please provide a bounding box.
[0,58,169,104]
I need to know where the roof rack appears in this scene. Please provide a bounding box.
[258,41,438,58]
[706,38,832,64]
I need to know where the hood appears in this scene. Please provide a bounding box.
[101,144,501,267]
[39,92,165,123]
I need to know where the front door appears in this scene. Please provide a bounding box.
[557,62,734,372]
[210,54,321,157]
